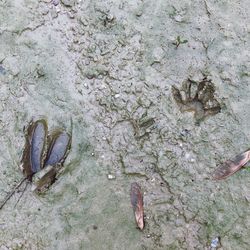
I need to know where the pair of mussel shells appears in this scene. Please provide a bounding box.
[21,119,71,192]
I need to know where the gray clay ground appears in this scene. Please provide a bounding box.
[0,0,250,249]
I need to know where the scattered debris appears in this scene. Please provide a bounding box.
[130,182,144,230]
[212,149,250,180]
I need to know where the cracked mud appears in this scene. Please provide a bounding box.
[0,0,250,250]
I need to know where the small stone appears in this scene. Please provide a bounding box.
[52,0,60,5]
[106,14,114,21]
[174,14,184,22]
[36,66,45,77]
[107,174,116,180]
[210,237,220,248]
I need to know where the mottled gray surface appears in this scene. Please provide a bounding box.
[0,0,250,249]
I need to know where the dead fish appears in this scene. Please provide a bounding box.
[45,130,71,166]
[130,182,144,230]
[21,119,48,180]
[212,149,250,180]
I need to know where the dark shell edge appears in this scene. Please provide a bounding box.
[44,129,72,167]
[21,119,48,180]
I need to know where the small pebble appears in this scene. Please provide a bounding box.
[106,14,114,21]
[107,174,116,180]
[210,237,220,248]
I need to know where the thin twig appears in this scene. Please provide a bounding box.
[0,177,27,210]
[14,180,29,208]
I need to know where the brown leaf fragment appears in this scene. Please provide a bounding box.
[130,182,144,230]
[212,149,250,180]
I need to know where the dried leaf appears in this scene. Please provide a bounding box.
[130,182,144,230]
[212,149,250,180]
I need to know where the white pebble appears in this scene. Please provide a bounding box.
[107,174,116,180]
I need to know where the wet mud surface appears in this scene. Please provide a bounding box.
[0,0,250,249]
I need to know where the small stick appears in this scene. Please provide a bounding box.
[14,180,29,208]
[0,177,27,210]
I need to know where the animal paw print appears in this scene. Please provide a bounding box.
[172,78,221,123]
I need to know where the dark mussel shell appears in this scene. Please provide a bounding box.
[212,149,250,180]
[21,119,48,180]
[45,130,71,166]
[130,182,144,230]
